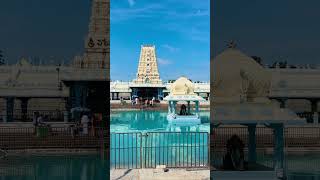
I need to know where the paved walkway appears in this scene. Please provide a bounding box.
[211,171,278,180]
[110,168,210,180]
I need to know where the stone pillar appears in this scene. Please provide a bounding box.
[278,98,287,109]
[187,101,191,114]
[64,97,70,122]
[116,92,119,100]
[6,97,14,122]
[272,124,286,179]
[64,111,69,123]
[82,85,88,108]
[195,101,199,113]
[132,88,138,98]
[310,99,319,123]
[19,97,29,122]
[71,82,88,108]
[158,88,164,100]
[247,124,257,163]
[172,101,176,114]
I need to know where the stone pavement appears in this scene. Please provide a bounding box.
[110,168,210,180]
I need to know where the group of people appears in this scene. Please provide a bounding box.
[132,97,156,106]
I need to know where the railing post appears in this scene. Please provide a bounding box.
[207,132,210,167]
[140,132,143,168]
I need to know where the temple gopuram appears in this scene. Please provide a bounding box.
[110,45,210,102]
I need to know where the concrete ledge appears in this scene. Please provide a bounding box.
[111,168,210,180]
[211,171,277,180]
[6,148,100,155]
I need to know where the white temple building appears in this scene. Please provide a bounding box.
[211,44,320,123]
[0,0,109,123]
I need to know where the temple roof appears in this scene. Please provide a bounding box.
[213,47,271,103]
[212,45,304,125]
[213,103,305,125]
[170,76,195,95]
[164,76,205,101]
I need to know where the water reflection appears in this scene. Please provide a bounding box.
[0,154,107,180]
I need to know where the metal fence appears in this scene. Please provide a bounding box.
[211,126,320,169]
[211,126,320,149]
[0,127,105,150]
[211,127,274,169]
[110,133,142,169]
[110,132,210,169]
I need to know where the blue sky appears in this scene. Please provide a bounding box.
[111,0,210,81]
[1,0,318,79]
[213,0,320,66]
[0,0,91,65]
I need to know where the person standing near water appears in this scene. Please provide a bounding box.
[81,113,89,135]
[32,112,39,135]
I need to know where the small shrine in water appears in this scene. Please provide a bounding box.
[211,44,305,179]
[164,76,205,125]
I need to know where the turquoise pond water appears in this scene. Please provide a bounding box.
[0,154,108,180]
[111,110,320,179]
[110,110,210,133]
[110,110,210,169]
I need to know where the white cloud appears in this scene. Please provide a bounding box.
[158,58,172,65]
[128,0,135,7]
[161,44,179,52]
[111,3,164,22]
[111,1,209,43]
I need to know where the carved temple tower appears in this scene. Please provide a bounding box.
[133,45,162,84]
[80,0,109,69]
